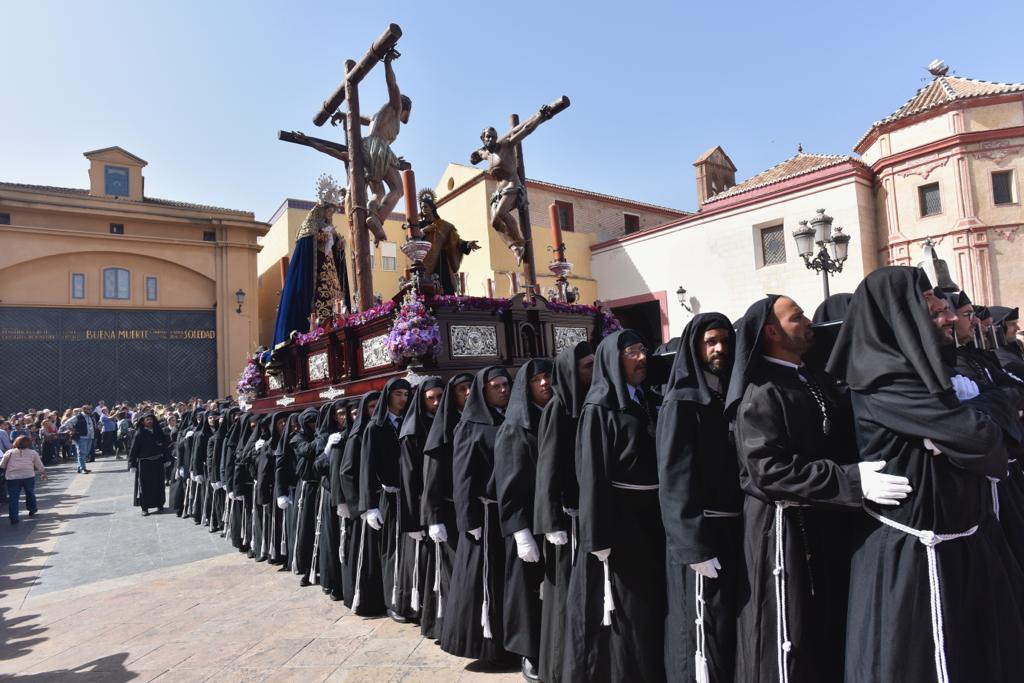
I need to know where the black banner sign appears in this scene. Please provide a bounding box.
[0,307,218,414]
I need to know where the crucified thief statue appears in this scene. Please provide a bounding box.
[470,104,555,265]
[332,49,410,246]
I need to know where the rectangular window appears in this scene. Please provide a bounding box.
[624,213,640,234]
[104,166,130,196]
[555,200,575,232]
[71,273,85,300]
[0,213,10,225]
[109,223,124,235]
[919,182,942,216]
[203,230,216,241]
[146,276,158,301]
[993,171,1015,205]
[381,242,397,272]
[103,268,130,300]
[760,225,787,266]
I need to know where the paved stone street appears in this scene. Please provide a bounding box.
[0,458,520,682]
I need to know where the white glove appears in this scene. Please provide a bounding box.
[468,527,482,541]
[690,557,721,579]
[195,475,205,485]
[276,495,291,510]
[362,508,383,530]
[407,530,425,541]
[545,531,568,546]
[214,481,222,489]
[178,468,185,478]
[923,438,943,455]
[562,507,579,518]
[592,548,611,562]
[227,492,235,501]
[327,433,343,447]
[513,529,541,562]
[254,439,266,450]
[129,467,136,473]
[428,523,448,543]
[337,503,350,518]
[951,375,980,402]
[858,460,912,506]
[186,430,194,438]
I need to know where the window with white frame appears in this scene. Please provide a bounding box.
[146,276,158,301]
[71,273,85,300]
[381,241,397,271]
[103,268,130,300]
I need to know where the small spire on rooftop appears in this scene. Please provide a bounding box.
[927,59,950,77]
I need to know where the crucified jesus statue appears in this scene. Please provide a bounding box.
[331,49,411,246]
[470,104,556,265]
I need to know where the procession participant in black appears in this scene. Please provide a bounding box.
[422,373,473,639]
[728,295,897,683]
[278,407,320,583]
[340,391,385,615]
[259,412,291,565]
[128,412,170,516]
[440,366,513,665]
[397,377,446,635]
[330,400,360,602]
[189,411,218,525]
[360,377,413,621]
[534,341,593,683]
[207,407,235,533]
[827,267,1024,683]
[179,411,205,521]
[656,313,741,683]
[991,306,1024,377]
[495,358,553,681]
[228,412,258,552]
[315,399,350,600]
[170,409,194,516]
[562,330,664,683]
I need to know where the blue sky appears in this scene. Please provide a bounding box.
[2,1,1022,221]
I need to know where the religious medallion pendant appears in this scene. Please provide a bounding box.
[822,417,831,436]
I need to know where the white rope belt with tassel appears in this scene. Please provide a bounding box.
[479,497,497,639]
[864,507,978,683]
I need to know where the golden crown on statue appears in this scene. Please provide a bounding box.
[315,173,345,207]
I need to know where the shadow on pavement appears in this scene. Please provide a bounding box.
[11,652,141,681]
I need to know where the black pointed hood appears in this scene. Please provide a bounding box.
[369,377,412,427]
[551,341,593,419]
[663,312,733,406]
[504,359,554,430]
[423,373,474,455]
[724,295,782,417]
[462,365,513,426]
[268,411,294,453]
[400,377,446,441]
[812,293,853,324]
[826,266,951,395]
[584,329,645,412]
[349,391,382,439]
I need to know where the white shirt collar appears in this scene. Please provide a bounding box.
[388,412,401,428]
[762,355,804,371]
[627,384,641,402]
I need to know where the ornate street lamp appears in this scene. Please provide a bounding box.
[676,286,692,313]
[792,208,851,298]
[235,288,246,314]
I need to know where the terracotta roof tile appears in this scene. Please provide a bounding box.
[0,181,253,216]
[856,75,1024,149]
[702,153,861,204]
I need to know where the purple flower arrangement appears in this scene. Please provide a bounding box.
[236,357,264,395]
[387,292,442,365]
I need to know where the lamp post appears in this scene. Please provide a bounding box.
[234,288,246,314]
[791,208,851,298]
[676,286,692,313]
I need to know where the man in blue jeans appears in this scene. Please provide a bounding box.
[71,406,96,474]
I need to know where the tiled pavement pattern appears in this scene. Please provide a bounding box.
[0,458,520,682]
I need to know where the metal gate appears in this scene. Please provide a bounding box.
[0,307,218,414]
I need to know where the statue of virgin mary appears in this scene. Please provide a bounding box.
[271,174,352,349]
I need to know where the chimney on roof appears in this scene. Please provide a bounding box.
[927,59,950,77]
[693,146,737,206]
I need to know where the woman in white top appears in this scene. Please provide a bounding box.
[1,435,47,524]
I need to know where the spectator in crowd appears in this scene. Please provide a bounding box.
[99,408,118,456]
[68,405,96,474]
[1,435,47,524]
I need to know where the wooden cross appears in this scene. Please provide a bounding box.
[469,96,570,291]
[277,23,403,312]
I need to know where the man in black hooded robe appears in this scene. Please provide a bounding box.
[495,358,553,681]
[991,306,1024,377]
[258,412,290,564]
[728,295,900,683]
[278,407,321,583]
[340,391,386,615]
[827,267,1024,683]
[441,365,512,664]
[422,373,473,639]
[360,377,414,621]
[656,313,741,683]
[128,412,170,515]
[190,411,217,525]
[398,377,446,635]
[314,400,350,600]
[233,413,262,554]
[207,407,236,533]
[563,329,665,683]
[534,341,593,683]
[224,412,254,548]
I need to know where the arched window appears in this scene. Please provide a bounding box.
[103,268,131,300]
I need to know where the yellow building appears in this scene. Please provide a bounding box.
[256,200,410,347]
[0,146,267,413]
